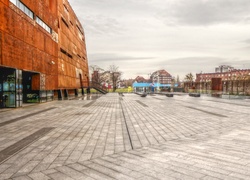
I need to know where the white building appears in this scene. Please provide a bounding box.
[215,65,234,73]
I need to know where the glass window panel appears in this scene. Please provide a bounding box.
[36,17,41,25]
[16,1,20,7]
[46,26,50,32]
[13,0,34,19]
[19,3,24,11]
[24,6,28,15]
[29,11,34,19]
[36,17,52,34]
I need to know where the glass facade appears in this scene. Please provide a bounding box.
[0,68,16,108]
[40,90,54,102]
[16,70,23,107]
[0,67,55,108]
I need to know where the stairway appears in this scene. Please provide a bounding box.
[90,81,108,94]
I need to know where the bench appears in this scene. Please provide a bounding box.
[166,93,174,97]
[189,93,200,97]
[141,93,147,97]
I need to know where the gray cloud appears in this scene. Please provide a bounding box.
[69,0,250,80]
[156,57,226,77]
[81,16,124,36]
[165,57,226,65]
[244,39,250,44]
[88,53,155,62]
[158,0,250,26]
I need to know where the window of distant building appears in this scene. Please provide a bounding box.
[36,17,52,34]
[10,0,34,19]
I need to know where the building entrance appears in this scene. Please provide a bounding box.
[1,68,56,108]
[0,67,41,108]
[0,67,21,108]
[22,71,39,103]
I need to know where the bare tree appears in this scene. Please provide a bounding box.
[185,73,194,86]
[90,65,103,71]
[89,64,122,92]
[89,65,104,84]
[109,64,122,92]
[176,75,180,87]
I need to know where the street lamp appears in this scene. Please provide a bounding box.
[171,76,175,92]
[153,72,160,92]
[205,79,207,94]
[200,78,202,94]
[157,73,160,92]
[199,71,202,94]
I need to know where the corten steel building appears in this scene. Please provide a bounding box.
[0,0,89,108]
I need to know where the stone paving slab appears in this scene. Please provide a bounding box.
[0,93,250,179]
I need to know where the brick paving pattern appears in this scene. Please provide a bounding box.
[0,93,250,179]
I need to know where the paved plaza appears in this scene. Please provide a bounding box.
[0,93,250,180]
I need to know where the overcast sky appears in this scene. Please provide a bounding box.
[68,0,250,80]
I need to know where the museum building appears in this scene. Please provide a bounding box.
[0,0,89,108]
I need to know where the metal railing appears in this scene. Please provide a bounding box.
[89,81,108,94]
[187,89,250,99]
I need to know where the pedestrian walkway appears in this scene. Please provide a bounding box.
[0,93,250,179]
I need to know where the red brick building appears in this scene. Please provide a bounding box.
[134,76,148,83]
[195,69,250,95]
[0,0,89,108]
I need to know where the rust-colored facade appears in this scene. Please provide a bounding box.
[0,0,89,108]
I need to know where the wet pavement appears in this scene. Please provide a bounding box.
[0,93,250,179]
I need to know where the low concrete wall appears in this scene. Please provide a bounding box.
[221,95,250,99]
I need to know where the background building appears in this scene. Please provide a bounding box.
[132,69,179,93]
[150,69,172,84]
[91,70,121,92]
[134,76,148,83]
[215,65,234,73]
[0,0,89,108]
[195,68,250,95]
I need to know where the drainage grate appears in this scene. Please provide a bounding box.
[83,100,96,107]
[135,100,148,107]
[0,108,57,127]
[185,106,227,118]
[0,127,55,164]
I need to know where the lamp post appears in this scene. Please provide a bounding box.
[171,76,175,92]
[200,78,202,94]
[153,72,160,92]
[205,79,207,94]
[157,73,160,92]
[199,71,202,94]
[229,71,233,99]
